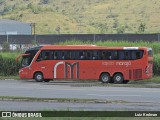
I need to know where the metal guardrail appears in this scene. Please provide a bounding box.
[0,34,159,45]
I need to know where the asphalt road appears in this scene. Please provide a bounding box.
[0,80,160,111]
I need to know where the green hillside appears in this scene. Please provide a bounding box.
[0,0,160,34]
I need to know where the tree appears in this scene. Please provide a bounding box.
[55,25,61,34]
[0,0,5,5]
[2,42,10,52]
[2,5,12,15]
[138,23,146,33]
[112,18,119,28]
[98,23,108,33]
[116,25,125,34]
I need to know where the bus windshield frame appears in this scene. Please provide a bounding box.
[17,46,42,68]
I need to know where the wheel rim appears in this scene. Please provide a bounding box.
[114,74,123,84]
[116,76,121,81]
[102,74,109,82]
[37,74,42,80]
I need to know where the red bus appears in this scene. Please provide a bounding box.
[17,45,153,84]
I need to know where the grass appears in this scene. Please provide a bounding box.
[0,96,94,102]
[0,75,19,80]
[0,96,129,104]
[0,51,20,58]
[131,76,160,83]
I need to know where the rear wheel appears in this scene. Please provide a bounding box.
[113,73,124,84]
[100,73,111,83]
[34,72,43,82]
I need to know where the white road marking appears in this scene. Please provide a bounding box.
[88,94,142,97]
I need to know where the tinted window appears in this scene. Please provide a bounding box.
[131,50,144,60]
[118,51,132,60]
[37,50,52,61]
[21,56,30,67]
[36,50,144,61]
[101,51,111,60]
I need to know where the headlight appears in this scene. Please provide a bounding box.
[19,69,23,73]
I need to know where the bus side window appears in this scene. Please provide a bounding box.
[131,50,143,60]
[79,51,84,59]
[132,51,136,60]
[86,51,91,60]
[136,51,142,59]
[54,51,58,60]
[125,51,131,60]
[38,51,50,60]
[69,51,73,60]
[36,53,42,61]
[59,51,64,60]
[44,51,50,60]
[93,51,98,60]
[71,51,77,60]
[101,51,106,60]
[79,51,82,59]
[111,51,118,60]
[50,51,54,60]
[106,51,112,60]
[65,51,71,60]
[57,51,62,60]
[100,51,111,60]
[75,51,79,60]
[118,51,124,60]
[70,51,77,60]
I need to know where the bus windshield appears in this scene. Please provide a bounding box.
[21,50,38,67]
[21,56,31,67]
[19,46,42,68]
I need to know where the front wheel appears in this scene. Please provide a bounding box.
[100,73,111,83]
[34,72,43,82]
[113,73,124,84]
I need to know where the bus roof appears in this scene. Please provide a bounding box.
[37,45,148,50]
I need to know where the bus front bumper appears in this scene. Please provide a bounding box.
[19,69,32,79]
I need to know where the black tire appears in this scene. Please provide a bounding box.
[123,80,129,84]
[100,73,111,83]
[34,72,43,82]
[44,79,51,82]
[113,73,124,84]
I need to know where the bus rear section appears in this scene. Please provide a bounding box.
[120,47,153,81]
[145,48,153,79]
